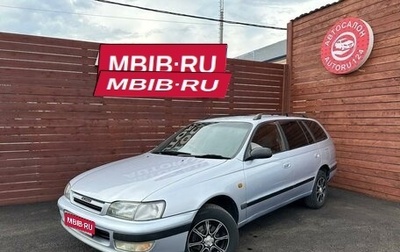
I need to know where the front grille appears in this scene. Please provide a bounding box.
[74,198,103,212]
[72,192,105,213]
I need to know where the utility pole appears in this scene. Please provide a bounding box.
[219,0,224,43]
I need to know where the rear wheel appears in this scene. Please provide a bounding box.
[186,204,238,252]
[305,170,328,209]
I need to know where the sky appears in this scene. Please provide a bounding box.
[0,0,338,57]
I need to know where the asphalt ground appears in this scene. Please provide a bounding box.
[0,187,399,252]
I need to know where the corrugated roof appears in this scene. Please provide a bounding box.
[235,40,286,62]
[292,0,343,21]
[235,1,343,61]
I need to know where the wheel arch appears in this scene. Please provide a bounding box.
[319,164,330,178]
[202,195,239,223]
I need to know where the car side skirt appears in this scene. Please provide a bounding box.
[241,177,315,210]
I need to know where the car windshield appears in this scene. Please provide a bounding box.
[153,122,252,159]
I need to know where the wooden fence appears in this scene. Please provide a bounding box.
[0,32,286,205]
[287,0,400,201]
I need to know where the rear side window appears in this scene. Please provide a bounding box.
[279,121,310,150]
[303,120,328,142]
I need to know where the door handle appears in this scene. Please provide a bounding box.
[283,163,291,169]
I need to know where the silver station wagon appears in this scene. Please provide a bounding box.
[58,114,337,252]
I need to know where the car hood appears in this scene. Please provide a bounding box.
[70,153,226,202]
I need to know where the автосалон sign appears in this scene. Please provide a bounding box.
[320,17,374,75]
[94,44,231,98]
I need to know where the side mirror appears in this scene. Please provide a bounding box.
[247,147,273,160]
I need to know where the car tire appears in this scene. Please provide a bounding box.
[186,204,239,252]
[304,170,328,209]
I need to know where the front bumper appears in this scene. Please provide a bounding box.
[57,196,195,252]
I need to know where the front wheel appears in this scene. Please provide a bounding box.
[186,204,239,252]
[304,170,328,209]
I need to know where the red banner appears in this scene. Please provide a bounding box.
[97,44,228,73]
[95,44,231,98]
[94,71,231,98]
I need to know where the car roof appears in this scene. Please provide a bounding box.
[199,114,314,125]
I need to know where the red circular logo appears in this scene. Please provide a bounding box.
[320,17,374,74]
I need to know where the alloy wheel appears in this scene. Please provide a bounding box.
[316,176,327,203]
[187,219,230,252]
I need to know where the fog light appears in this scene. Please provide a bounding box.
[115,240,154,252]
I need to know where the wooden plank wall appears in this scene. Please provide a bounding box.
[0,32,285,206]
[288,0,400,201]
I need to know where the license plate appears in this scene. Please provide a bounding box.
[64,212,95,236]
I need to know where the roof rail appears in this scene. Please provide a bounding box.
[253,113,263,120]
[253,112,307,120]
[284,113,307,118]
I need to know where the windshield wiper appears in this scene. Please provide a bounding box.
[194,154,230,159]
[155,150,193,156]
[154,150,230,159]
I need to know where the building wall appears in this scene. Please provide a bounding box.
[0,32,287,206]
[288,0,400,201]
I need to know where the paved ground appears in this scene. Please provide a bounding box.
[0,187,399,252]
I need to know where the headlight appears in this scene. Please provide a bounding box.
[107,202,139,220]
[107,201,165,221]
[64,183,71,200]
[135,202,165,221]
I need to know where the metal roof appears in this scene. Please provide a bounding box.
[235,1,342,62]
[292,0,343,21]
[235,39,286,62]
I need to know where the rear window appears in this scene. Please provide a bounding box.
[303,120,328,142]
